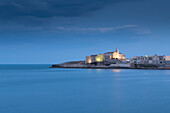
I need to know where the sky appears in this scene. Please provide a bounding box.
[0,0,170,64]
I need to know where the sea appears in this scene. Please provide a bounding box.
[1,64,170,113]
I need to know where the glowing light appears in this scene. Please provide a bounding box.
[112,49,125,60]
[112,69,121,73]
[112,52,120,59]
[88,59,92,63]
[96,54,104,62]
[117,54,120,59]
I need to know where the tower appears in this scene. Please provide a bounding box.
[116,48,119,54]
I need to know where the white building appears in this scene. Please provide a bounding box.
[131,55,170,67]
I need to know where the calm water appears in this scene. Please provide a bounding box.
[1,64,170,113]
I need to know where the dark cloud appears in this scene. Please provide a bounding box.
[0,0,136,20]
[0,0,147,32]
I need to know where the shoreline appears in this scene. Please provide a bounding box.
[50,65,170,70]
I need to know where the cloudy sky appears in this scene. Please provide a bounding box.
[0,0,170,64]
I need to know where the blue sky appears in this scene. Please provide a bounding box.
[0,0,170,64]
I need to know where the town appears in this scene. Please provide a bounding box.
[51,48,170,69]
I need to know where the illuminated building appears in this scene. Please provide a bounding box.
[87,56,92,63]
[103,48,126,63]
[96,54,104,62]
[85,48,126,64]
[103,52,114,62]
[85,55,97,64]
[111,48,126,60]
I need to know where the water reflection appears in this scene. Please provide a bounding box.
[112,69,121,73]
[96,69,102,73]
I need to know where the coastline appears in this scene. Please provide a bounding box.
[50,64,170,70]
[50,60,170,70]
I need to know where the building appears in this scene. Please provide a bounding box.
[96,54,105,62]
[165,56,170,61]
[165,56,170,67]
[85,55,97,64]
[131,55,165,65]
[110,48,126,60]
[103,52,114,62]
[85,56,92,64]
[103,48,126,63]
[85,48,127,64]
[131,55,170,67]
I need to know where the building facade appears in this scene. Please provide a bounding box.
[111,48,126,60]
[131,55,170,67]
[85,48,126,64]
[85,55,97,64]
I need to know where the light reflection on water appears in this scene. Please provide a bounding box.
[112,69,121,73]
